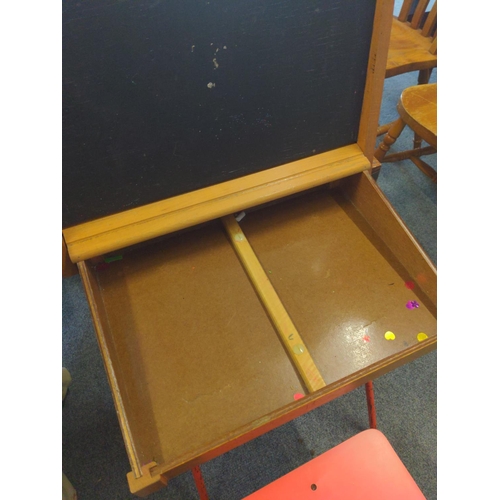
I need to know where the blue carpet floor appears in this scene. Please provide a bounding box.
[63,43,437,500]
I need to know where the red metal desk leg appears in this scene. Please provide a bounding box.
[192,465,210,500]
[365,381,377,429]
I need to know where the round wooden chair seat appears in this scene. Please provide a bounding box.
[375,83,437,182]
[398,83,437,148]
[386,17,437,79]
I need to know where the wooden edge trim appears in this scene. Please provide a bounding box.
[357,0,394,162]
[421,1,437,37]
[64,144,369,262]
[127,462,168,498]
[222,215,326,393]
[62,235,78,278]
[148,337,436,483]
[342,171,437,307]
[77,261,142,479]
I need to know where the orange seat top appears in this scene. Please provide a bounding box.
[243,429,426,500]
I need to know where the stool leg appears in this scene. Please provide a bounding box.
[374,117,405,162]
[192,465,210,500]
[365,381,377,429]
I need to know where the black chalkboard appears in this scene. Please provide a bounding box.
[62,0,376,228]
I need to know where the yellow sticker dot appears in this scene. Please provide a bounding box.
[417,332,428,342]
[293,344,305,355]
[384,331,396,340]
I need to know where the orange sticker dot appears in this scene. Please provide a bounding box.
[385,331,396,340]
[416,273,427,284]
[417,332,428,342]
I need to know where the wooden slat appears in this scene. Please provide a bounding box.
[357,0,394,162]
[429,35,437,54]
[410,0,430,29]
[222,215,326,393]
[421,1,437,37]
[398,0,415,22]
[63,145,370,262]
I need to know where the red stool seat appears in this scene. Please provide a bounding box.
[243,429,426,499]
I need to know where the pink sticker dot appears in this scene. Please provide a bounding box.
[363,335,370,342]
[294,393,305,401]
[405,281,415,290]
[406,300,420,310]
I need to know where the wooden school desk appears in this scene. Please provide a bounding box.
[62,0,436,496]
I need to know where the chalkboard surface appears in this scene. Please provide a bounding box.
[62,0,376,228]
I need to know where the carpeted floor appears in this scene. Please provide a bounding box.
[63,31,437,500]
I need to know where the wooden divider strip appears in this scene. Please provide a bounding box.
[222,215,326,393]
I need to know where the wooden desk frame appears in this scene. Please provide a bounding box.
[63,2,438,497]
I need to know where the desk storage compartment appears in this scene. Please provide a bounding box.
[79,223,306,485]
[78,171,436,494]
[238,173,436,386]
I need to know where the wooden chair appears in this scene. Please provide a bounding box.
[378,0,437,136]
[375,83,437,182]
[243,429,426,499]
[387,0,437,83]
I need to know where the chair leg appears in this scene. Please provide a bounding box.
[418,68,432,85]
[374,117,406,162]
[382,145,436,163]
[365,381,377,429]
[413,132,422,150]
[376,119,398,137]
[192,465,210,500]
[410,156,437,182]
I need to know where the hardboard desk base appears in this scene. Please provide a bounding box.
[76,171,436,496]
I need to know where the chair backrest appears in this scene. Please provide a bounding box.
[398,0,437,54]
